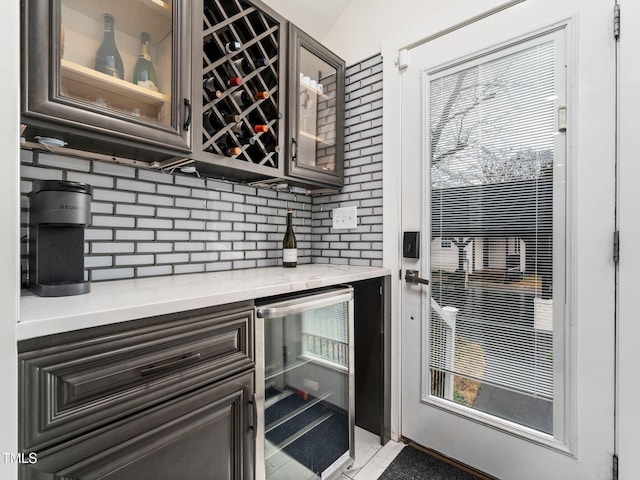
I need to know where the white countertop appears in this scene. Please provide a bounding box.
[19,264,391,340]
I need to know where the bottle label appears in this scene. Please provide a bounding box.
[283,249,297,263]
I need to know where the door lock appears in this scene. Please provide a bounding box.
[404,270,429,285]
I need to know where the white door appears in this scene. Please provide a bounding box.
[399,1,616,479]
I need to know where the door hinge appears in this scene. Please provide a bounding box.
[613,231,620,263]
[614,4,621,41]
[397,49,408,71]
[613,453,619,480]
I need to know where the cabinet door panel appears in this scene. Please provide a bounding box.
[19,305,254,452]
[21,371,254,480]
[287,25,345,188]
[21,0,192,160]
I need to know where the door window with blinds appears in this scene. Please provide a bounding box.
[426,37,563,434]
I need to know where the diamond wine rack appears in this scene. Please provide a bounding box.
[200,0,284,177]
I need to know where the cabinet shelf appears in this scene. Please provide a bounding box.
[61,59,170,120]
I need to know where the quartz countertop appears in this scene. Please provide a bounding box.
[19,264,391,340]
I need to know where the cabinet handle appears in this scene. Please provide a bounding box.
[139,352,201,377]
[183,98,192,131]
[291,137,297,161]
[249,392,258,440]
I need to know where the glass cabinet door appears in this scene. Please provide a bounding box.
[22,0,191,157]
[288,25,345,187]
[59,0,174,125]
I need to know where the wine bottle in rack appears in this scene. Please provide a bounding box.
[232,89,270,107]
[240,136,257,146]
[230,57,269,75]
[202,77,223,98]
[282,208,297,268]
[94,13,124,79]
[133,32,159,92]
[217,143,242,157]
[265,144,281,153]
[224,40,241,54]
[203,110,241,134]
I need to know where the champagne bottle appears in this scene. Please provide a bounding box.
[95,14,124,79]
[283,208,297,268]
[133,32,159,92]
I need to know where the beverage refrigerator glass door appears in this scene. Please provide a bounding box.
[255,288,355,480]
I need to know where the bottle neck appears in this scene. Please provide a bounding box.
[103,16,115,39]
[139,42,151,61]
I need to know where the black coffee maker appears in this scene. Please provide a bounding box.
[28,180,92,296]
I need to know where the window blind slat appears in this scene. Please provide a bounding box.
[428,39,556,404]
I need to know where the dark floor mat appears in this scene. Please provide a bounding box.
[266,393,348,475]
[378,445,483,480]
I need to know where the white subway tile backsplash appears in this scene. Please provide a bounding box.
[93,161,136,178]
[91,267,135,281]
[92,188,136,203]
[137,169,174,184]
[156,253,190,264]
[156,230,190,241]
[115,204,155,217]
[92,215,136,229]
[20,55,381,282]
[21,165,63,181]
[137,218,173,230]
[136,265,172,277]
[116,178,156,193]
[92,242,135,254]
[38,153,91,172]
[137,193,174,206]
[137,242,173,253]
[115,255,155,266]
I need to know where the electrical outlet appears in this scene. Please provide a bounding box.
[332,206,358,230]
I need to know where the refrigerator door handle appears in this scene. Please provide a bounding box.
[256,289,353,319]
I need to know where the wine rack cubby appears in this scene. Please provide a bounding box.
[199,0,285,178]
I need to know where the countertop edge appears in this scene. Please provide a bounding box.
[18,265,391,341]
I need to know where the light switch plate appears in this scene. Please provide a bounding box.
[332,206,358,230]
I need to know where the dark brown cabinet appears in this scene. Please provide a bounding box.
[20,0,346,189]
[191,0,287,181]
[287,25,345,188]
[21,0,192,162]
[18,302,256,480]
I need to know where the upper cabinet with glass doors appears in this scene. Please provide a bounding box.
[21,0,192,161]
[287,25,345,188]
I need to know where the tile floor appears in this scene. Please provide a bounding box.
[341,427,405,480]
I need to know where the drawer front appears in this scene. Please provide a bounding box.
[20,371,255,480]
[19,304,254,451]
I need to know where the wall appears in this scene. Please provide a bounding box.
[322,0,469,64]
[1,1,19,477]
[312,56,383,266]
[20,151,312,283]
[19,55,383,283]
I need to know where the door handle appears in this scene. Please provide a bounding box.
[405,269,429,285]
[183,98,192,131]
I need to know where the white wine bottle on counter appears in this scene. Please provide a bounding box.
[283,208,297,268]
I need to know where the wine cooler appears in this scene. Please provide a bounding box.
[256,288,355,480]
